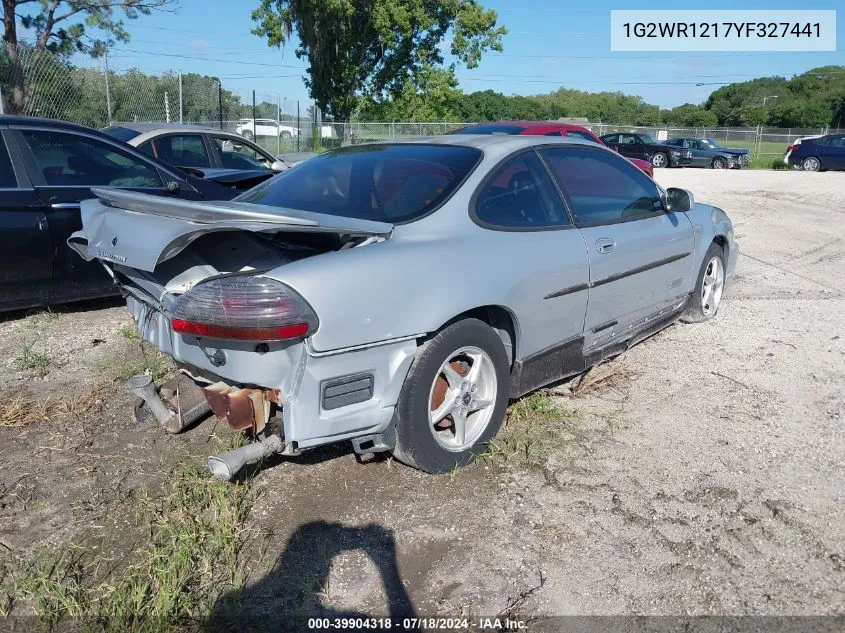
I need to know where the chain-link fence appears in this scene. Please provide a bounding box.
[1,44,837,159]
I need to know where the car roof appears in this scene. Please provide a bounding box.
[0,114,106,134]
[125,127,250,147]
[108,122,220,133]
[385,134,592,150]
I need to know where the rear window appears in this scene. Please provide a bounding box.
[237,144,480,223]
[452,124,526,135]
[101,126,141,143]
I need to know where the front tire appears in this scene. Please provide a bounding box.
[651,152,668,168]
[280,131,292,139]
[802,156,821,172]
[711,156,727,170]
[682,243,726,323]
[392,318,510,473]
[241,130,254,141]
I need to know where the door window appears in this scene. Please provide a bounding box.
[143,134,210,168]
[21,130,162,187]
[541,146,662,225]
[822,135,845,147]
[473,151,568,229]
[211,136,272,170]
[602,134,619,144]
[0,138,18,188]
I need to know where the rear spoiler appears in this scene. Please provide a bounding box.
[68,188,393,273]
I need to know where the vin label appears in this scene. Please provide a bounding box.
[611,10,836,51]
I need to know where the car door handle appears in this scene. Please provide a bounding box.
[50,202,80,210]
[595,238,616,254]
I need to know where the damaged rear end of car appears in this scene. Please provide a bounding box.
[69,187,402,480]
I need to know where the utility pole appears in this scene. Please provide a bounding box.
[104,49,113,125]
[218,81,223,130]
[178,70,183,124]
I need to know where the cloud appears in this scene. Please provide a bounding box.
[187,38,211,53]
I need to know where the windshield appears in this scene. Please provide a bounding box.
[452,124,526,135]
[701,138,723,148]
[640,134,659,145]
[237,144,481,223]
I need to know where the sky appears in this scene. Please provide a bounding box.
[74,0,845,112]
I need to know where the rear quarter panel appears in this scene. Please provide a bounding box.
[266,225,590,357]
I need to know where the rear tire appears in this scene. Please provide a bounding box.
[682,243,726,323]
[711,156,727,169]
[802,156,821,172]
[280,131,292,139]
[391,318,510,474]
[242,130,254,141]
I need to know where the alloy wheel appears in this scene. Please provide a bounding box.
[701,256,725,317]
[428,346,497,452]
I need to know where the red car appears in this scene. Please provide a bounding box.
[453,121,655,178]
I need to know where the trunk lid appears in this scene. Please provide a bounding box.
[68,187,393,273]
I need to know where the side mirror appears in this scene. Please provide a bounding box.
[270,160,287,173]
[665,187,694,212]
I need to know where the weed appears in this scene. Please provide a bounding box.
[15,341,51,375]
[770,158,789,170]
[119,323,140,340]
[107,343,172,383]
[27,309,60,330]
[4,446,259,630]
[484,392,576,467]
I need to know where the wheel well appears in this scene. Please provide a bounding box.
[437,306,518,368]
[713,235,729,260]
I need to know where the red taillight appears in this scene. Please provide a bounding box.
[171,276,317,342]
[171,319,310,341]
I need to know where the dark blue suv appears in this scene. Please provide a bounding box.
[786,134,845,171]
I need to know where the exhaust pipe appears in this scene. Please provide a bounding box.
[208,434,284,481]
[125,374,175,427]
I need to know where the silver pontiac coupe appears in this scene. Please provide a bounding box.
[70,135,737,479]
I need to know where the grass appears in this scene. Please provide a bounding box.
[15,341,51,375]
[105,341,172,383]
[484,392,577,467]
[118,323,140,340]
[1,448,259,630]
[0,382,109,428]
[0,393,53,427]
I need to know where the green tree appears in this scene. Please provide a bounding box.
[251,0,506,125]
[1,0,177,113]
[358,64,462,121]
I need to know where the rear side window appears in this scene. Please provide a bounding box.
[541,146,661,225]
[452,124,526,135]
[0,138,18,188]
[566,130,598,142]
[238,144,480,223]
[146,135,210,168]
[21,129,163,188]
[474,151,568,229]
[601,134,619,144]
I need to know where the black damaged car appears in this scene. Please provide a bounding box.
[600,132,692,168]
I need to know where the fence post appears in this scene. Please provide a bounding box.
[277,94,281,155]
[252,90,257,139]
[164,91,170,123]
[217,80,223,130]
[296,101,300,152]
[178,70,183,124]
[103,50,113,125]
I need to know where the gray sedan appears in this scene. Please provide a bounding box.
[69,135,738,479]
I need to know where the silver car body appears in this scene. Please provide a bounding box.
[69,135,738,451]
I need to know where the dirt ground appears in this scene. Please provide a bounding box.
[0,169,842,626]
